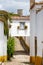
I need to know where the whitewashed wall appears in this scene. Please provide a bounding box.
[30,7,36,56]
[3,36,7,56]
[37,9,43,57]
[30,3,43,58]
[9,20,30,36]
[0,21,7,57]
[0,22,4,39]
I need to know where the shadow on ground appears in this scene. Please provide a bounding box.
[21,62,30,64]
[14,51,29,55]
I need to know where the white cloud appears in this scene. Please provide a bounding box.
[0,4,4,10]
[0,4,3,9]
[0,0,29,15]
[3,1,29,8]
[14,0,29,2]
[35,0,41,2]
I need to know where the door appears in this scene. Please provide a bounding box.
[35,37,37,56]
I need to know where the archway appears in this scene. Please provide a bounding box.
[0,10,30,65]
[0,10,11,62]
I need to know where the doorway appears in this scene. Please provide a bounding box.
[35,36,37,56]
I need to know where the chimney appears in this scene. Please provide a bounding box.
[17,9,23,16]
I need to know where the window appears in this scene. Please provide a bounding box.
[20,22,25,30]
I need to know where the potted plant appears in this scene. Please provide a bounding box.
[24,25,28,29]
[9,24,11,28]
[17,26,20,29]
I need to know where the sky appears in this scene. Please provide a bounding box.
[0,0,41,16]
[35,0,41,2]
[0,0,30,16]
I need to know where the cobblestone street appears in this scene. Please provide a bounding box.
[0,36,30,65]
[4,54,30,65]
[3,37,30,65]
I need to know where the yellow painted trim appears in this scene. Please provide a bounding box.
[30,56,42,65]
[35,56,42,65]
[30,56,35,63]
[0,56,7,62]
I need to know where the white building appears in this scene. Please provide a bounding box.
[0,10,30,63]
[9,16,30,36]
[9,15,30,50]
[0,11,9,62]
[30,0,43,65]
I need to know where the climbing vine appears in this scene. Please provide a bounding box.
[0,10,12,38]
[0,10,20,38]
[4,13,12,38]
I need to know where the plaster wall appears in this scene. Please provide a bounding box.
[37,9,43,57]
[9,20,30,36]
[0,21,7,57]
[30,8,36,56]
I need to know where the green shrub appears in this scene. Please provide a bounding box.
[7,37,15,60]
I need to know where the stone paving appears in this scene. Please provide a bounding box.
[1,54,30,65]
[15,37,24,51]
[1,37,30,65]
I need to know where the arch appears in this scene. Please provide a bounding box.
[0,10,11,37]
